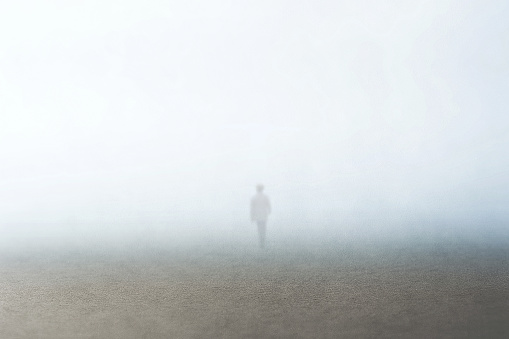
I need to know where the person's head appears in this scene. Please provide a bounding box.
[256,184,264,193]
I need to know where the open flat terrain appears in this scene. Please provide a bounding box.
[1,240,508,338]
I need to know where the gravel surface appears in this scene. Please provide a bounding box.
[1,243,508,338]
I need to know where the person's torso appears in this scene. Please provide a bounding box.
[251,193,270,219]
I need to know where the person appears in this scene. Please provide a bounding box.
[250,184,271,248]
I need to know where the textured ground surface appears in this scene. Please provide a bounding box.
[1,242,508,338]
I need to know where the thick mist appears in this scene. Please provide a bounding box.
[1,0,509,251]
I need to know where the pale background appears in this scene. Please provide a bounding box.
[1,0,508,247]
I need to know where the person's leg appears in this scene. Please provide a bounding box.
[257,221,266,248]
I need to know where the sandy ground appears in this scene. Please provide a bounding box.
[1,242,508,338]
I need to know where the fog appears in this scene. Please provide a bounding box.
[1,0,509,250]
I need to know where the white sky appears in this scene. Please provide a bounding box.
[1,0,508,225]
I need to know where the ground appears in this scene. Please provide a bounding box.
[1,241,508,338]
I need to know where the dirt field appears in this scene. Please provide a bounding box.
[1,241,508,338]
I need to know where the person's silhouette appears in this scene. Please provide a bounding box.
[250,184,271,248]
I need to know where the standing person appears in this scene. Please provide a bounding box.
[251,184,271,248]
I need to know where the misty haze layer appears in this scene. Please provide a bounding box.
[1,1,508,246]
